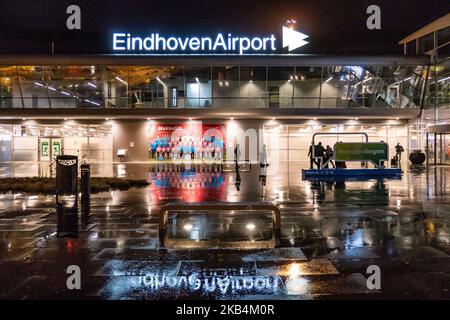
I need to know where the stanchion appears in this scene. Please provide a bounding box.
[80,163,91,224]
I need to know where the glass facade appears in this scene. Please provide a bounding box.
[264,123,408,164]
[0,64,428,109]
[426,64,450,108]
[0,123,112,163]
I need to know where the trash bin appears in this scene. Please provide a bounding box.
[56,155,78,237]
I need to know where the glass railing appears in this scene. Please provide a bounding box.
[0,64,429,110]
[0,95,421,109]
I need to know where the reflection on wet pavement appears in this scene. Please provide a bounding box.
[0,162,450,299]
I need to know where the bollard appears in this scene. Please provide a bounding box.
[80,163,91,224]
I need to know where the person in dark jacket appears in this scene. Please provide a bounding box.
[325,145,335,168]
[307,142,317,169]
[395,143,404,161]
[315,142,325,169]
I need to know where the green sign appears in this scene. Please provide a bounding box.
[334,142,388,166]
[41,141,49,157]
[52,141,61,156]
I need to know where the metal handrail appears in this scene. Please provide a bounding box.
[158,201,281,247]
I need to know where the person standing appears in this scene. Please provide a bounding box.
[260,144,268,167]
[315,142,326,169]
[325,145,335,168]
[234,144,241,168]
[307,142,316,169]
[395,143,404,162]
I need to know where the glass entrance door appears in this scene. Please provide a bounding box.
[442,134,450,164]
[427,133,450,165]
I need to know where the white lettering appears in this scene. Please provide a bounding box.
[167,37,178,50]
[113,33,126,51]
[189,37,201,50]
[213,33,227,51]
[112,32,280,54]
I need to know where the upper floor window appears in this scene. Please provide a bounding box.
[419,33,434,54]
[437,27,450,46]
[406,41,417,55]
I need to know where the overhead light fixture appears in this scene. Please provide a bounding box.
[87,82,97,88]
[115,76,127,85]
[156,76,164,85]
[325,76,332,83]
[85,99,100,106]
[195,77,200,83]
[61,91,71,96]
[48,87,56,91]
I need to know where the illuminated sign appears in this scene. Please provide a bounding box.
[112,26,309,54]
[334,142,389,166]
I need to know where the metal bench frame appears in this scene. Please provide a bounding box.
[158,202,281,248]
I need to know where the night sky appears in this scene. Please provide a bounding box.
[0,0,448,55]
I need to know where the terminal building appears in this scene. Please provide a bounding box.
[0,14,448,170]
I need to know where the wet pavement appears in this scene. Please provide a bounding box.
[0,161,450,299]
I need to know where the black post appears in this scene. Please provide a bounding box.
[80,163,91,224]
[55,155,78,238]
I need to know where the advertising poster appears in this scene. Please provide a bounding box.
[148,123,226,161]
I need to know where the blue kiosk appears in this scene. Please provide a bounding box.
[302,133,402,180]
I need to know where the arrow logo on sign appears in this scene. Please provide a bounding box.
[282,26,309,52]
